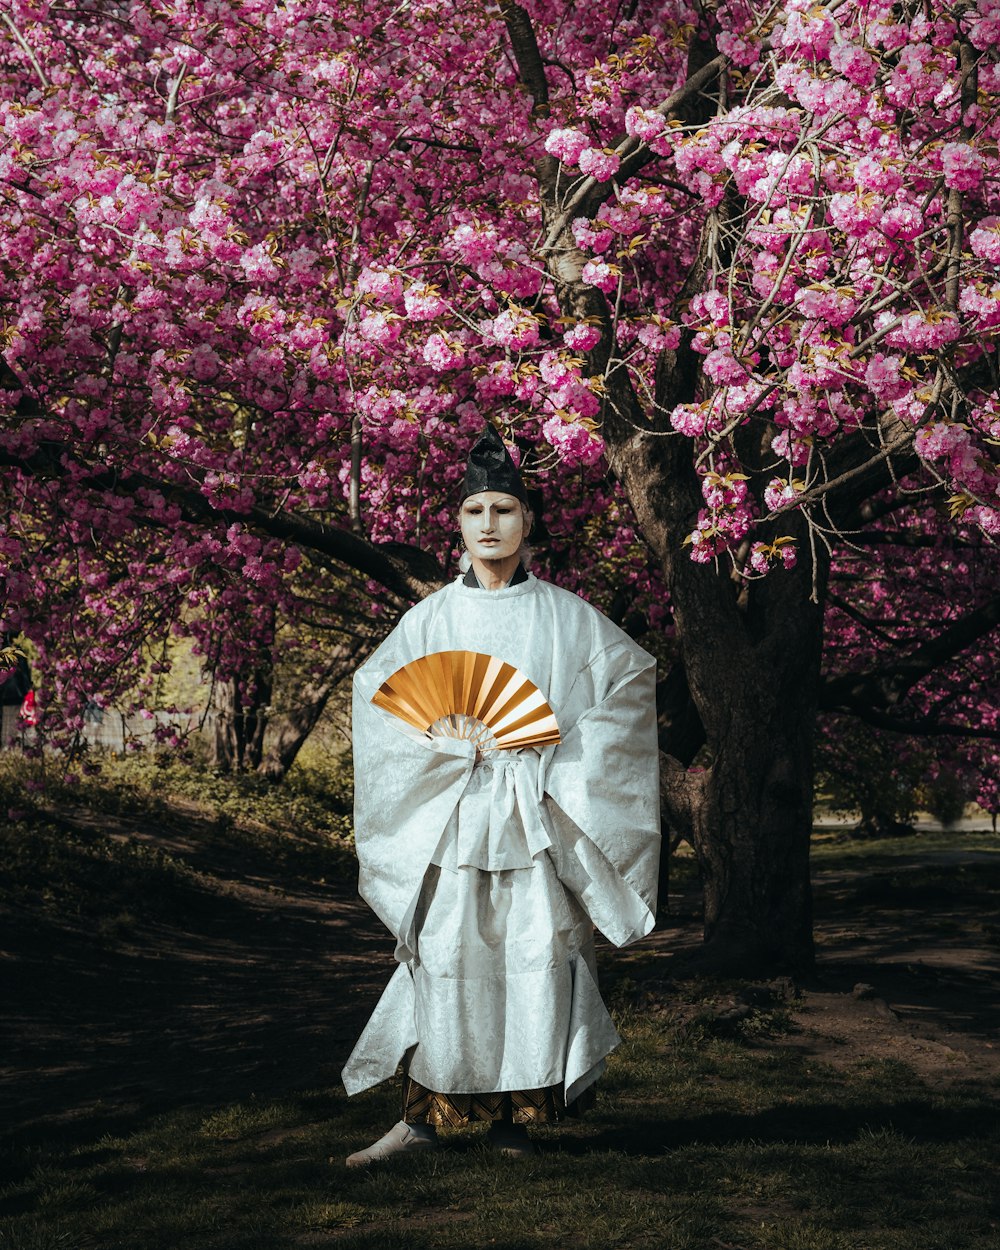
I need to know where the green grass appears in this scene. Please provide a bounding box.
[0,752,356,932]
[2,759,999,1249]
[811,828,999,865]
[1,1014,997,1249]
[0,800,216,937]
[808,830,1000,929]
[0,749,355,845]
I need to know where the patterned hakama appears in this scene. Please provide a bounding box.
[402,1072,594,1126]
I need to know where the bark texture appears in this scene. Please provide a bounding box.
[256,638,373,781]
[660,565,824,971]
[210,671,271,774]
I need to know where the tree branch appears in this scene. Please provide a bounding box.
[833,531,986,549]
[0,444,447,603]
[498,0,551,116]
[0,11,49,88]
[540,53,727,247]
[822,593,1000,712]
[826,592,898,646]
[498,0,560,194]
[792,415,922,525]
[822,703,1000,742]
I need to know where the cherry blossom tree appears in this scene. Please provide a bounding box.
[1,0,999,969]
[820,510,999,832]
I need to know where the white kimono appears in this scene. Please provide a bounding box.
[341,571,660,1106]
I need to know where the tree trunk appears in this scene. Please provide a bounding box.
[210,668,272,772]
[257,681,339,781]
[659,529,826,972]
[661,675,820,971]
[210,680,239,772]
[501,1,828,968]
[687,675,817,972]
[256,637,377,782]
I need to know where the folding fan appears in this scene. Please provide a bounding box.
[372,650,561,755]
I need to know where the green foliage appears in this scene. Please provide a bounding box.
[817,721,984,837]
[0,750,356,931]
[817,720,925,834]
[918,767,972,828]
[0,748,354,843]
[0,643,26,671]
[0,816,203,929]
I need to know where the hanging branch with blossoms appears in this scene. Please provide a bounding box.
[490,0,1000,835]
[0,0,995,691]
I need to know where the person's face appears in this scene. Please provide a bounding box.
[460,491,526,561]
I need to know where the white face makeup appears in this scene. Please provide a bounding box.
[460,491,525,563]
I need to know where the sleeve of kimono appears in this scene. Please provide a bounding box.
[351,630,476,960]
[542,639,660,948]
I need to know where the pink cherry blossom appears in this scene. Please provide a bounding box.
[577,148,621,182]
[564,323,602,351]
[544,127,590,165]
[0,0,995,819]
[581,259,619,293]
[942,142,984,191]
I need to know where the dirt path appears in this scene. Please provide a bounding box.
[794,849,1000,1085]
[2,816,998,1150]
[639,847,1000,1089]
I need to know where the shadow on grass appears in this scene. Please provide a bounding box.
[556,1096,1000,1156]
[3,800,1000,1250]
[0,810,389,1156]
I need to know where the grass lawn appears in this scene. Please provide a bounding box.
[2,1011,997,1250]
[1,758,998,1249]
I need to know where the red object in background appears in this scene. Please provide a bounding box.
[20,689,37,727]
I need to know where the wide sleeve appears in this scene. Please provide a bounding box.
[542,639,661,948]
[351,631,476,959]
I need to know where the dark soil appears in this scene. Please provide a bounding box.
[643,847,1000,1088]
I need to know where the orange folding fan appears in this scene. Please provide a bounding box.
[372,650,561,754]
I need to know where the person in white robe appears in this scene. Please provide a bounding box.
[342,426,660,1163]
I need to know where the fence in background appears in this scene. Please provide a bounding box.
[0,707,206,754]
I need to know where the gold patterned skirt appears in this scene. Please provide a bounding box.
[402,1069,595,1127]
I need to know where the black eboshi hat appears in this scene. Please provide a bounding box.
[459,425,528,504]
